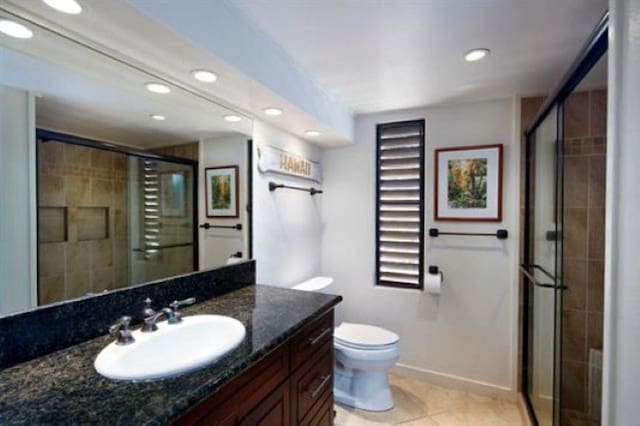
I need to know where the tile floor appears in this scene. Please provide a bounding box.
[334,373,527,425]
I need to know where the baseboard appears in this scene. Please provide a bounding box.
[392,363,518,402]
[517,393,534,426]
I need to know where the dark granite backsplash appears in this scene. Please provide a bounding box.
[0,261,255,369]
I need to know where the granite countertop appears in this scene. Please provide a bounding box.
[0,285,341,425]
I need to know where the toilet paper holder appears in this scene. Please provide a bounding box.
[428,265,439,274]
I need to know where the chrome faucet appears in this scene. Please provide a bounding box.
[109,316,135,345]
[142,310,166,332]
[141,298,162,332]
[140,297,197,332]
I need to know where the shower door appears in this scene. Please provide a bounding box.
[128,156,197,285]
[523,106,564,426]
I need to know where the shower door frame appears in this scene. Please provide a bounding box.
[35,129,200,302]
[521,13,608,425]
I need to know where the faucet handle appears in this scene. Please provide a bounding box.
[108,316,135,345]
[169,297,196,311]
[166,297,196,324]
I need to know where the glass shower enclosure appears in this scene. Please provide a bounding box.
[522,14,607,426]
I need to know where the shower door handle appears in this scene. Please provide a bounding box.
[520,264,567,290]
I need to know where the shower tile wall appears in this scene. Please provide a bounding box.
[562,89,606,423]
[151,142,199,161]
[38,141,129,305]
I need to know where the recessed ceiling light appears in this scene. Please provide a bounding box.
[42,0,82,14]
[464,48,490,62]
[224,114,242,122]
[305,130,321,137]
[191,69,217,83]
[145,82,171,94]
[263,107,283,116]
[150,114,166,121]
[0,20,33,39]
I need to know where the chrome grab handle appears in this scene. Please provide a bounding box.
[308,374,331,399]
[308,327,332,346]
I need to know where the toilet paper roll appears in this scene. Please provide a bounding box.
[425,271,443,294]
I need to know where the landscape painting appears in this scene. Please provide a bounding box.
[205,166,239,218]
[447,158,487,209]
[210,175,231,209]
[435,144,503,221]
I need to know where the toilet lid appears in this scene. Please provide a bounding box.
[334,322,399,348]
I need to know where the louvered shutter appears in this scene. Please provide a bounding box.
[375,120,425,288]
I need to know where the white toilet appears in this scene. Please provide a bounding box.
[333,322,399,411]
[293,277,400,412]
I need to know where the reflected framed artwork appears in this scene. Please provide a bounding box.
[159,172,187,217]
[434,144,503,221]
[205,165,239,218]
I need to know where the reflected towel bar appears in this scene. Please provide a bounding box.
[269,181,322,195]
[133,242,193,252]
[428,228,508,239]
[199,223,242,230]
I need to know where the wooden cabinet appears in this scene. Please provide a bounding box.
[176,310,335,426]
[240,381,290,426]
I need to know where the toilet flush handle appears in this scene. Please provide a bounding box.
[308,327,332,346]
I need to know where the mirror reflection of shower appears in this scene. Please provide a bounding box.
[36,132,197,305]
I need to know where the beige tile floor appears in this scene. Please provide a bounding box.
[334,373,527,425]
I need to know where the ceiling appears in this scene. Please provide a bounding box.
[1,0,353,146]
[0,10,252,148]
[232,0,608,114]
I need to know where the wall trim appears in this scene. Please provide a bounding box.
[393,363,517,402]
[517,392,535,425]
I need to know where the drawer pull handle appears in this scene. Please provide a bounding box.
[308,327,332,346]
[309,374,332,399]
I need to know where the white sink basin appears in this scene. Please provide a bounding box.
[95,314,246,381]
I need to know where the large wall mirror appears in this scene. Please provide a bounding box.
[0,10,253,316]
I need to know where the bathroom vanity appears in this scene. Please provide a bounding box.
[177,310,334,425]
[0,262,341,425]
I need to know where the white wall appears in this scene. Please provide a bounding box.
[321,98,519,393]
[602,0,640,423]
[0,86,37,315]
[199,134,249,269]
[252,121,323,287]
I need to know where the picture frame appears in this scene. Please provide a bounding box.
[159,171,187,217]
[205,165,239,218]
[434,144,503,222]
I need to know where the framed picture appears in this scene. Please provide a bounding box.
[434,144,503,221]
[205,165,239,218]
[159,171,187,217]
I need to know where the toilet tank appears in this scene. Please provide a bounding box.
[292,276,334,293]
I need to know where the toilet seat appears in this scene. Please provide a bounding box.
[334,322,399,349]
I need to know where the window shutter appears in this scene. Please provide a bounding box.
[375,120,425,288]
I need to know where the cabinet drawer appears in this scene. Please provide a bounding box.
[291,343,333,425]
[291,311,334,370]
